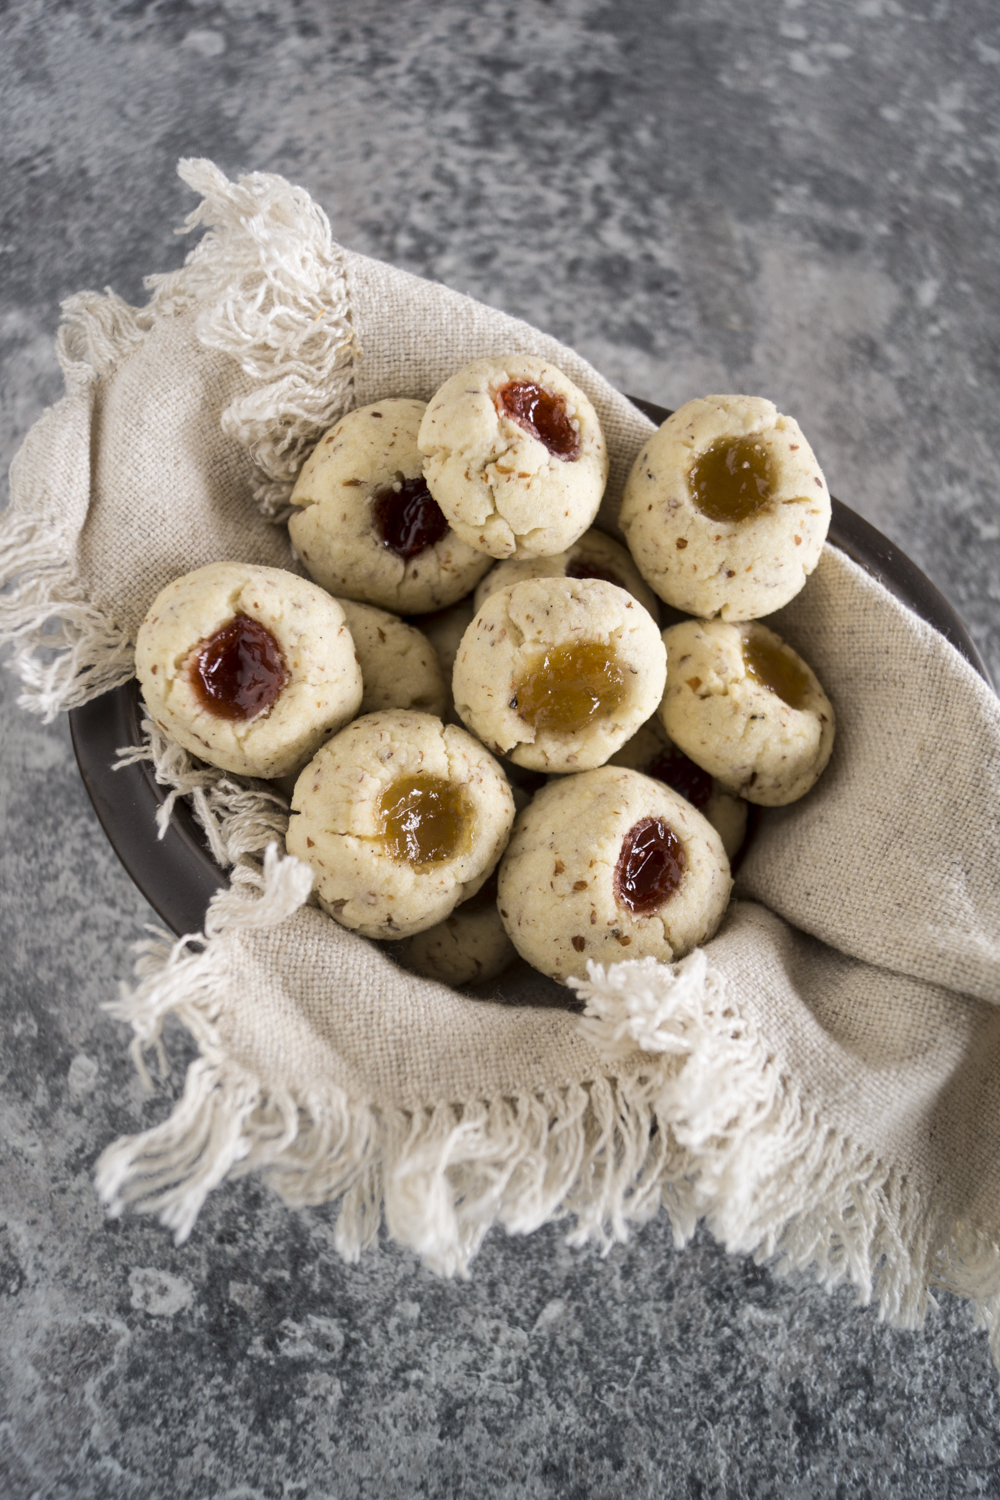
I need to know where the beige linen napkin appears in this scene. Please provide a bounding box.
[3,160,999,1366]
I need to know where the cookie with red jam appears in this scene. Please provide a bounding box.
[497,766,731,983]
[289,399,492,613]
[135,562,362,779]
[418,357,608,560]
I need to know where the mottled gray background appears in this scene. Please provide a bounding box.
[3,1,1000,1496]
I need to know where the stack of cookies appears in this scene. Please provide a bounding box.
[135,359,835,990]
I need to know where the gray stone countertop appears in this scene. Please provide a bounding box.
[3,3,1000,1495]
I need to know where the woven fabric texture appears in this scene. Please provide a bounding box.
[3,161,999,1362]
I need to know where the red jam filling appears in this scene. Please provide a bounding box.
[496,379,581,460]
[646,746,714,811]
[614,817,686,916]
[192,614,287,722]
[372,476,450,560]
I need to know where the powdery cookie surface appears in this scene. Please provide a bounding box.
[418,356,609,559]
[660,619,835,806]
[473,527,659,618]
[337,598,448,718]
[452,577,666,774]
[135,562,362,780]
[288,399,492,613]
[498,767,732,984]
[286,710,515,939]
[392,876,517,988]
[619,394,831,620]
[609,715,747,861]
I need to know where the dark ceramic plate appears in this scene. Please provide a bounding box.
[70,396,991,939]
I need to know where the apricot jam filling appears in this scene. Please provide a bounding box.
[513,642,627,736]
[192,614,287,722]
[614,817,686,916]
[741,634,811,710]
[376,774,471,865]
[496,379,581,460]
[372,476,450,560]
[687,435,775,524]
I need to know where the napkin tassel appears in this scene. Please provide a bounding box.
[572,951,994,1341]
